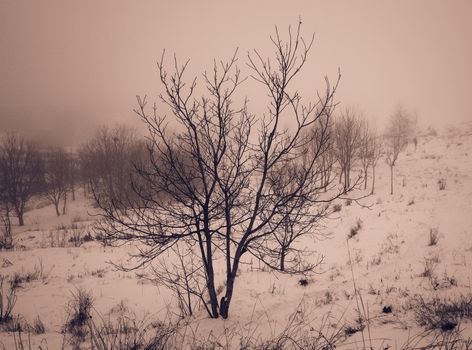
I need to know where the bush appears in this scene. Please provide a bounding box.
[32,315,45,334]
[348,219,363,239]
[332,203,342,212]
[438,178,446,191]
[409,294,472,331]
[64,288,93,341]
[429,228,439,246]
[0,275,17,323]
[9,263,45,289]
[298,278,309,287]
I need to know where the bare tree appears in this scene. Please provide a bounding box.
[0,197,13,249]
[96,23,348,319]
[0,134,43,226]
[368,132,383,195]
[43,148,72,216]
[385,106,414,195]
[266,160,330,272]
[79,125,144,205]
[359,119,373,190]
[333,107,363,192]
[315,119,337,192]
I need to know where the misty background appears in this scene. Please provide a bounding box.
[1,0,471,148]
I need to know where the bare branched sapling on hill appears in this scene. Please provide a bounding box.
[43,148,74,216]
[333,107,363,192]
[95,22,351,319]
[385,106,414,195]
[368,131,383,195]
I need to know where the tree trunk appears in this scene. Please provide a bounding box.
[219,271,237,319]
[371,165,376,195]
[54,201,60,216]
[17,210,24,226]
[390,164,394,195]
[364,167,368,190]
[206,267,219,318]
[62,193,67,215]
[280,247,286,272]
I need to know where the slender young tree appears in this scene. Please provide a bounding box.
[43,148,71,216]
[385,106,414,195]
[333,107,363,192]
[359,119,373,190]
[95,22,350,319]
[369,133,383,195]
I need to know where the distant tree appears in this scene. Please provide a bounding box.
[314,118,336,192]
[0,204,13,249]
[359,119,373,190]
[68,152,78,201]
[266,160,329,272]
[0,134,43,226]
[43,148,72,216]
[0,187,13,249]
[385,106,414,195]
[368,132,384,195]
[79,125,144,206]
[95,22,348,319]
[333,107,363,191]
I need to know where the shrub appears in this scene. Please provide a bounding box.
[332,203,342,213]
[429,228,439,246]
[64,288,93,341]
[0,275,17,323]
[409,294,472,331]
[438,178,446,191]
[82,232,94,242]
[298,278,309,287]
[348,219,363,239]
[10,269,41,290]
[32,315,45,334]
[420,255,439,278]
[69,229,83,247]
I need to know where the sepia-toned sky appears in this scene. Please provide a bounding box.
[1,0,471,147]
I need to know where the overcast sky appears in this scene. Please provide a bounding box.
[1,0,471,147]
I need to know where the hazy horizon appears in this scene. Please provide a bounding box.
[1,0,471,147]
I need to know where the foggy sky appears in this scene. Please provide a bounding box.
[1,0,471,147]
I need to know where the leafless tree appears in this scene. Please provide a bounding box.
[79,125,144,205]
[0,199,13,249]
[359,119,373,190]
[368,132,384,195]
[96,22,349,319]
[43,148,72,216]
[333,107,363,192]
[266,160,330,272]
[385,106,414,195]
[0,134,43,226]
[314,119,337,192]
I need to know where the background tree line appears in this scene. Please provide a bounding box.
[0,24,417,319]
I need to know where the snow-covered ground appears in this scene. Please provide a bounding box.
[1,123,472,349]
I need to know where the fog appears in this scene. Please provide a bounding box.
[1,0,471,147]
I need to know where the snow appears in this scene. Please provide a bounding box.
[1,123,472,348]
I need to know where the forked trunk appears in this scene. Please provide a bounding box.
[54,201,60,216]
